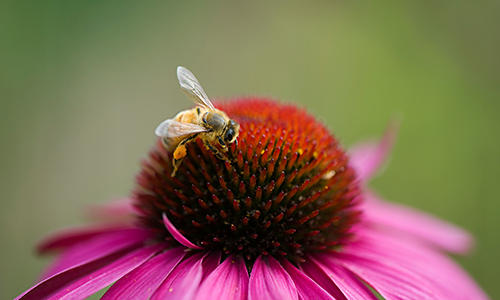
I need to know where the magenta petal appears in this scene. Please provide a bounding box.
[363,191,473,254]
[280,259,335,300]
[87,198,137,221]
[351,228,489,300]
[302,255,376,300]
[48,244,163,300]
[16,244,162,300]
[16,248,131,300]
[298,260,346,300]
[102,247,186,300]
[39,228,154,280]
[37,224,134,254]
[195,255,249,300]
[313,257,377,300]
[163,212,204,249]
[249,256,298,300]
[201,251,221,280]
[151,252,205,300]
[328,251,447,300]
[349,121,398,181]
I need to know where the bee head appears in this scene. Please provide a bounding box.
[224,119,240,144]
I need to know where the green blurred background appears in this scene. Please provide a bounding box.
[1,1,499,299]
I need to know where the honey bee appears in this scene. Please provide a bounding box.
[155,66,240,177]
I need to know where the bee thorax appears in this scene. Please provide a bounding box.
[203,112,227,134]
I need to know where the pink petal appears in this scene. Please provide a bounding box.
[16,248,130,300]
[16,244,163,300]
[249,256,298,300]
[87,198,137,221]
[201,251,221,280]
[50,244,163,300]
[39,228,154,280]
[327,251,447,300]
[362,191,473,254]
[349,121,398,181]
[37,224,135,254]
[102,247,186,300]
[163,212,204,250]
[350,228,489,300]
[280,259,335,300]
[195,255,249,300]
[151,252,205,300]
[302,255,376,300]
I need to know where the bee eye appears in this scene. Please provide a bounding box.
[224,128,235,143]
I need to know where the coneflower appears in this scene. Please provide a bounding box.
[16,76,488,300]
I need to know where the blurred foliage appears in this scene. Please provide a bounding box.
[1,0,499,299]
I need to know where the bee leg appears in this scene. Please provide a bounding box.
[171,134,199,177]
[203,140,229,161]
[171,145,188,177]
[171,159,182,177]
[179,133,199,147]
[217,137,228,152]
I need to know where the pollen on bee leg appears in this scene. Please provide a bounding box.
[173,145,187,160]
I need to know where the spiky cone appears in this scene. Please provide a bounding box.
[17,97,488,300]
[134,98,361,263]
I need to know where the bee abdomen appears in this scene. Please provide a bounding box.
[162,137,181,151]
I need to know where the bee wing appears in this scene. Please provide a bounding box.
[155,119,207,138]
[177,66,216,111]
